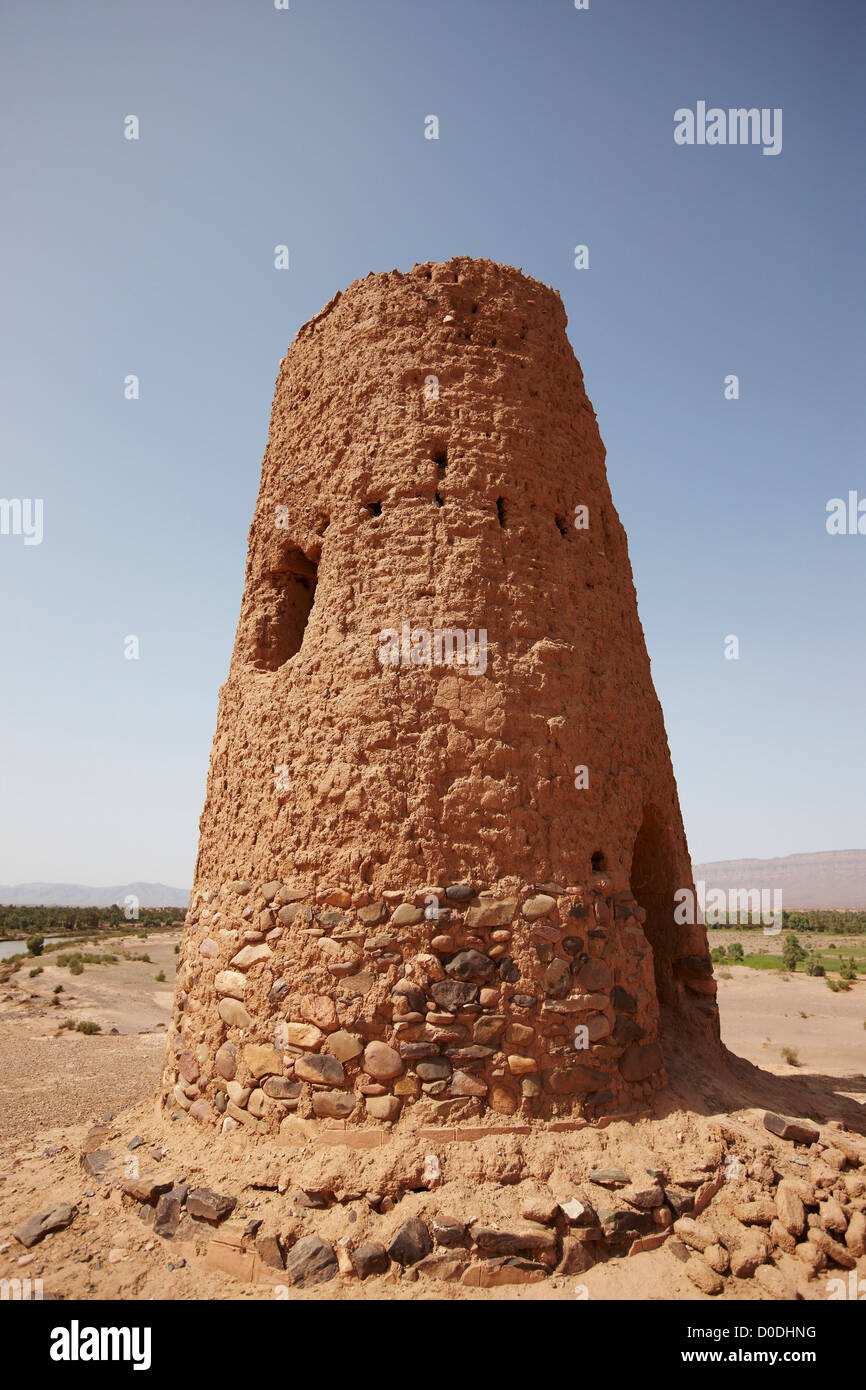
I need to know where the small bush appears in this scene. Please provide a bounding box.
[53,984,63,994]
[26,934,45,957]
[804,954,825,977]
[155,970,166,982]
[781,1046,800,1066]
[839,957,858,981]
[29,966,43,977]
[782,933,806,970]
[727,942,745,963]
[75,1020,101,1035]
[69,960,83,976]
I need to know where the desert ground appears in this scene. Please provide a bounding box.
[0,929,863,1301]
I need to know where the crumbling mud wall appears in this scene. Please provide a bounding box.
[162,258,719,1138]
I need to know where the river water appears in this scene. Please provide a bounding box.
[0,934,88,961]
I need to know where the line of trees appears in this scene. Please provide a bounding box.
[0,904,183,938]
[709,909,866,935]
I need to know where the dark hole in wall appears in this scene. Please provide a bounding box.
[496,497,507,528]
[629,804,678,1006]
[591,850,607,872]
[433,451,447,477]
[555,513,569,537]
[367,500,382,516]
[434,492,444,507]
[252,549,318,670]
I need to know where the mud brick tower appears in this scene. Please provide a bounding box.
[162,257,719,1138]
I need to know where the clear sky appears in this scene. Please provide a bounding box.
[1,0,863,887]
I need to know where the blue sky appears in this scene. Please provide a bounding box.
[1,0,863,886]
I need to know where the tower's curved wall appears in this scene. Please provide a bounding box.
[163,259,718,1136]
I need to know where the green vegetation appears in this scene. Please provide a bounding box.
[781,1046,800,1066]
[0,904,183,941]
[64,1019,101,1034]
[25,933,44,956]
[155,970,166,982]
[28,966,43,977]
[708,925,866,979]
[782,933,807,970]
[710,941,744,965]
[709,909,866,936]
[55,951,119,973]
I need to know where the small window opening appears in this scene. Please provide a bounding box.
[252,548,318,671]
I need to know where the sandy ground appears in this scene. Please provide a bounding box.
[715,967,866,1085]
[0,934,176,1142]
[0,935,863,1302]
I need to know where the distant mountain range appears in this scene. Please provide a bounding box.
[691,849,866,910]
[2,851,864,911]
[0,882,189,908]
